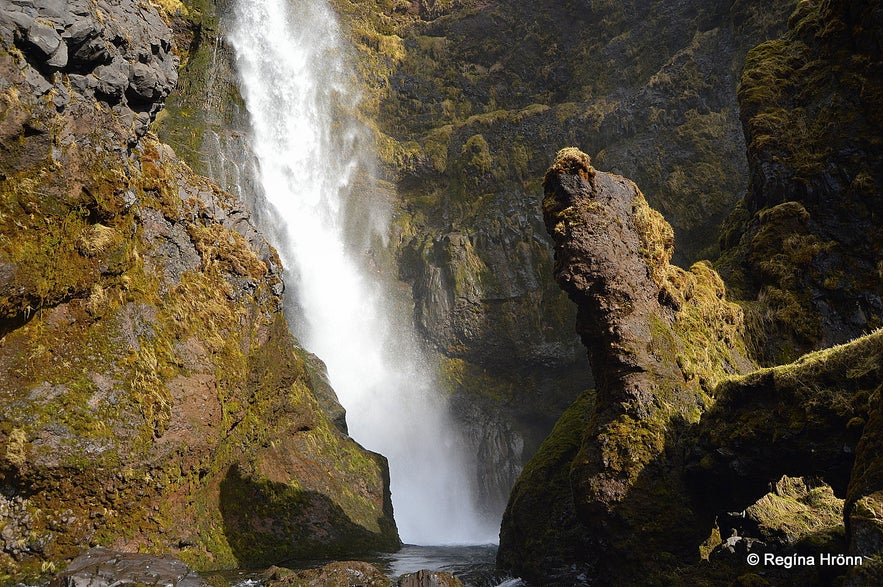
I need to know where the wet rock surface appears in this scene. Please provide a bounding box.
[261,563,464,587]
[397,569,463,587]
[50,547,206,587]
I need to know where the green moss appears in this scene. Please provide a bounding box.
[498,391,594,577]
[460,134,492,175]
[745,476,844,544]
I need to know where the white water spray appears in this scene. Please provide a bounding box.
[229,0,497,545]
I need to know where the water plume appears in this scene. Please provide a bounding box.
[229,0,498,544]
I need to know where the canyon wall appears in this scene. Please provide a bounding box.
[0,1,398,580]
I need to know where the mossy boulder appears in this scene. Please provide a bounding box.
[690,330,883,512]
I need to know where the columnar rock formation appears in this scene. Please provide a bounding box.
[498,148,754,583]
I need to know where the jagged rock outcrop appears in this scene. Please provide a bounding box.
[718,0,883,364]
[261,563,464,587]
[499,148,754,584]
[691,332,883,512]
[398,569,464,587]
[691,330,883,580]
[499,147,883,585]
[263,561,393,587]
[0,0,178,140]
[0,1,398,581]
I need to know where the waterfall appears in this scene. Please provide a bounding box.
[229,0,498,545]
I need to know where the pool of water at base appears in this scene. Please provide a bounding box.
[210,544,524,587]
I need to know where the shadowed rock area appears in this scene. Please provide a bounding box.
[498,147,883,585]
[718,0,883,364]
[497,148,754,584]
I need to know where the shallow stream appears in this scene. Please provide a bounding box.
[210,545,524,587]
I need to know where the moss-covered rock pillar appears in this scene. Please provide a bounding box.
[540,148,753,580]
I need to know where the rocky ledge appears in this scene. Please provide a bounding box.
[0,0,178,139]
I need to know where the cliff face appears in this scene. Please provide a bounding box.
[719,0,883,364]
[327,0,794,511]
[0,1,398,581]
[152,0,797,520]
[498,3,883,578]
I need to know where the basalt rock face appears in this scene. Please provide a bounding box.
[0,2,398,582]
[0,0,178,141]
[152,0,254,201]
[156,0,794,522]
[324,0,792,513]
[718,0,883,364]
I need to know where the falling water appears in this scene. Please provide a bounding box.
[229,0,498,544]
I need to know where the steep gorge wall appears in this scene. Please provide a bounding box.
[0,1,398,581]
[329,0,796,511]
[718,0,883,364]
[152,0,798,520]
[498,0,883,583]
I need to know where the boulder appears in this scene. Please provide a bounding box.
[398,569,463,587]
[263,561,392,587]
[50,547,206,587]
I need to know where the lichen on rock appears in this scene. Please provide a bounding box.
[0,1,399,582]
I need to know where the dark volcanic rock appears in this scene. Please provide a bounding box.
[499,148,753,584]
[398,569,463,587]
[500,148,883,585]
[690,332,883,515]
[718,0,883,364]
[50,547,206,587]
[0,0,178,138]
